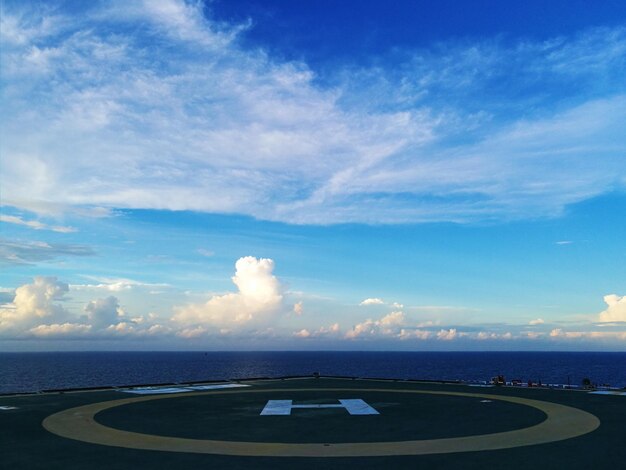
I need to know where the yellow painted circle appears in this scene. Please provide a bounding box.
[42,387,600,457]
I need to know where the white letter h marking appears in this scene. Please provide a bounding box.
[260,399,379,415]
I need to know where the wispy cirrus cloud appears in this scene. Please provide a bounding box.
[196,248,215,258]
[1,1,624,224]
[0,214,76,233]
[0,239,94,265]
[71,277,169,292]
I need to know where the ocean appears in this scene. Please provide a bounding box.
[1,351,625,394]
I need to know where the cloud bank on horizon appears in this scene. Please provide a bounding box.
[1,257,624,347]
[1,0,625,223]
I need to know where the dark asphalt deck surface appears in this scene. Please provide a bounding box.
[1,377,624,469]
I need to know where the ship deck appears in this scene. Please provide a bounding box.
[2,376,625,469]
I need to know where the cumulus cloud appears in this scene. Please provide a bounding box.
[104,322,136,335]
[176,325,208,339]
[524,331,543,339]
[398,329,432,340]
[346,311,406,339]
[0,276,70,331]
[347,311,469,342]
[379,311,404,326]
[360,298,384,306]
[0,260,285,340]
[29,322,91,337]
[294,323,340,339]
[436,328,458,341]
[0,276,170,338]
[173,256,284,329]
[293,328,311,338]
[549,328,626,340]
[476,331,513,340]
[529,318,545,325]
[293,301,303,315]
[318,323,340,335]
[598,294,626,322]
[84,296,123,329]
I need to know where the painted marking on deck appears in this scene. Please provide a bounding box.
[260,398,379,415]
[43,387,600,457]
[122,383,249,394]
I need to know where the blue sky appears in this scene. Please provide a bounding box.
[1,0,625,351]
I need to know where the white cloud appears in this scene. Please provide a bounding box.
[176,325,208,339]
[293,301,303,315]
[0,276,170,338]
[398,328,431,340]
[346,312,467,342]
[476,331,513,340]
[293,328,311,338]
[345,319,377,339]
[529,318,545,325]
[379,311,404,327]
[2,3,624,224]
[29,322,91,337]
[144,324,171,335]
[477,331,498,340]
[549,327,626,340]
[101,320,171,337]
[0,214,76,233]
[360,298,384,306]
[318,323,340,335]
[598,294,626,322]
[84,296,123,329]
[436,328,458,341]
[524,331,543,339]
[0,239,94,265]
[197,248,214,257]
[173,256,284,329]
[296,323,341,339]
[130,0,248,47]
[0,276,70,331]
[346,311,406,339]
[71,277,168,292]
[105,321,135,335]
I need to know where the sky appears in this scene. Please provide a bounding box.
[1,0,625,351]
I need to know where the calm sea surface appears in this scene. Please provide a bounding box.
[1,351,625,394]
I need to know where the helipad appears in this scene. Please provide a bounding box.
[2,377,625,469]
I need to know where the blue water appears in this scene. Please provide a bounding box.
[1,351,625,394]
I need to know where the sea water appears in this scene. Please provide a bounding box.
[1,351,625,394]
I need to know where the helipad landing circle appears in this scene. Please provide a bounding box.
[43,387,600,457]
